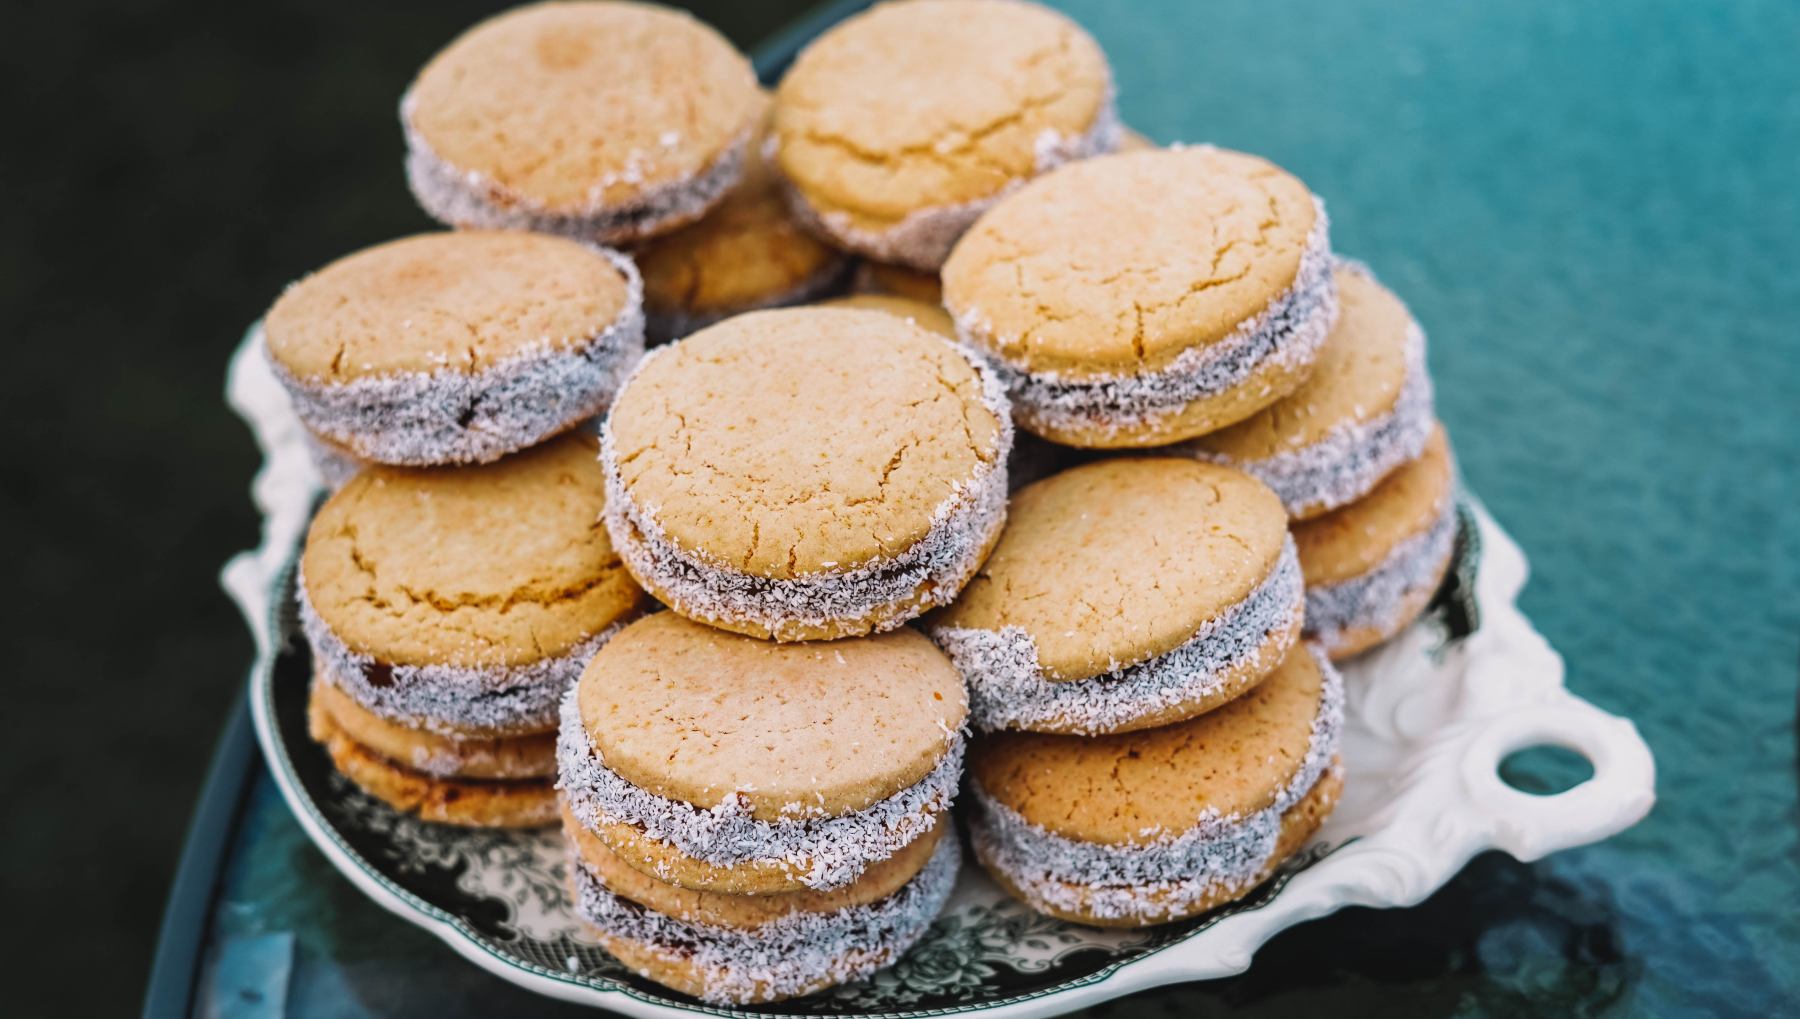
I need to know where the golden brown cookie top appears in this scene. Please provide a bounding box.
[301,433,647,667]
[943,146,1319,377]
[634,97,844,318]
[1117,127,1156,152]
[820,295,956,337]
[931,458,1289,681]
[1192,264,1416,459]
[405,1,761,214]
[265,231,633,381]
[606,306,1005,578]
[970,643,1328,844]
[575,613,968,818]
[773,0,1112,232]
[1294,425,1454,585]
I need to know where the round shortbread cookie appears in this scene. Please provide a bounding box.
[262,231,644,466]
[562,802,945,927]
[558,613,967,893]
[818,294,955,337]
[851,261,944,306]
[1295,425,1457,659]
[926,458,1303,734]
[634,98,851,344]
[967,643,1344,926]
[601,306,1012,641]
[943,146,1338,447]
[402,1,762,244]
[773,0,1118,270]
[308,688,555,828]
[299,434,649,736]
[570,827,960,1004]
[1183,260,1434,519]
[313,676,555,780]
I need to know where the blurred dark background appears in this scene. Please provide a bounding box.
[1,2,809,1015]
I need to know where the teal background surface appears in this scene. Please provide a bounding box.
[191,0,1798,1016]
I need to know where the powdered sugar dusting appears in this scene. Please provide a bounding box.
[598,340,1014,640]
[1306,495,1458,653]
[781,99,1121,271]
[569,824,959,1004]
[958,197,1337,440]
[402,92,753,245]
[1183,260,1434,516]
[557,688,964,891]
[262,247,645,467]
[929,538,1304,734]
[298,575,629,736]
[969,644,1344,923]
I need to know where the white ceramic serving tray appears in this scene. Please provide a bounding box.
[223,333,1655,1018]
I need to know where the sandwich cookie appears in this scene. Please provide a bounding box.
[403,1,762,244]
[968,643,1345,927]
[1295,425,1457,659]
[556,612,968,896]
[773,0,1119,270]
[262,231,643,466]
[1182,260,1434,519]
[634,98,852,344]
[601,306,1012,641]
[943,146,1338,447]
[819,294,955,338]
[300,434,650,826]
[927,459,1302,735]
[851,261,944,306]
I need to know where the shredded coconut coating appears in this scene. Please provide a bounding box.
[300,429,363,492]
[570,823,959,1005]
[930,538,1304,734]
[298,577,625,737]
[643,255,853,346]
[598,342,1014,639]
[261,248,645,466]
[1183,264,1435,517]
[403,93,753,246]
[1306,495,1458,653]
[557,689,963,891]
[781,100,1122,272]
[969,645,1344,922]
[961,198,1336,439]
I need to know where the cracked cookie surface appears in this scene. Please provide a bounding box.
[404,1,760,216]
[943,146,1320,378]
[265,231,633,381]
[773,0,1113,234]
[930,458,1291,682]
[301,433,648,669]
[575,613,967,820]
[606,306,1005,579]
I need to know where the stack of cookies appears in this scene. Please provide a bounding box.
[250,0,1466,1004]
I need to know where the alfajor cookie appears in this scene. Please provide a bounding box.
[1295,425,1458,659]
[851,261,944,306]
[403,1,762,244]
[1182,260,1434,519]
[943,146,1338,447]
[262,231,643,466]
[819,294,955,338]
[600,306,1012,641]
[299,433,650,827]
[634,97,852,345]
[927,459,1302,735]
[773,0,1119,270]
[968,643,1345,927]
[556,612,967,897]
